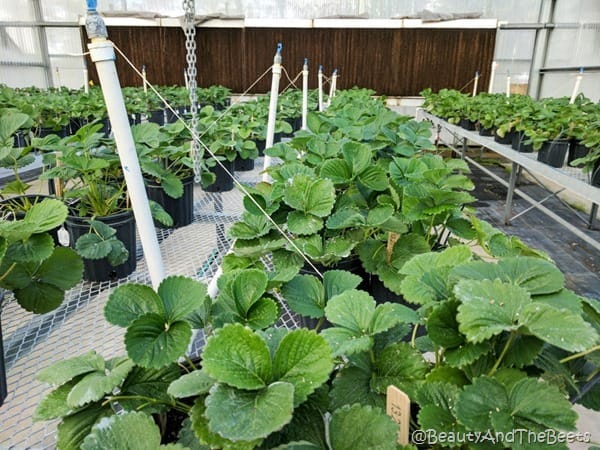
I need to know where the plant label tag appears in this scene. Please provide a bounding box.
[58,227,70,247]
[386,385,410,445]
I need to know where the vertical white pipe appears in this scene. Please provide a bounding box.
[506,72,511,98]
[83,67,89,94]
[142,65,148,95]
[472,71,479,97]
[488,60,497,93]
[317,65,324,112]
[327,69,338,107]
[85,10,165,290]
[302,58,309,130]
[56,68,62,90]
[570,68,584,104]
[262,43,283,183]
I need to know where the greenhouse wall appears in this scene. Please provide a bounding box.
[1,0,599,100]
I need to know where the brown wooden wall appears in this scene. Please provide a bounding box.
[82,26,495,96]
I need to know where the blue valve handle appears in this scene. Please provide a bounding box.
[86,0,97,11]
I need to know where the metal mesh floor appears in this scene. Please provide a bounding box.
[0,158,300,449]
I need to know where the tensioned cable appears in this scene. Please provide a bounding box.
[281,67,302,91]
[112,43,324,278]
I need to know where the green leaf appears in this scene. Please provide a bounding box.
[287,211,323,235]
[370,302,419,334]
[330,365,385,410]
[75,233,113,259]
[57,403,112,450]
[366,205,394,226]
[119,364,180,414]
[202,323,272,389]
[451,257,564,296]
[125,314,192,368]
[320,327,373,357]
[6,233,54,263]
[323,269,362,299]
[284,175,335,217]
[324,289,375,334]
[320,158,353,184]
[190,397,260,450]
[81,411,162,450]
[35,246,83,290]
[13,281,63,314]
[371,343,429,398]
[281,274,325,318]
[357,165,389,191]
[158,275,208,322]
[37,351,105,385]
[246,297,280,330]
[228,213,271,240]
[105,283,162,327]
[66,357,134,408]
[326,207,365,229]
[34,377,83,421]
[329,404,398,450]
[520,302,598,352]
[23,198,68,233]
[217,269,268,317]
[177,417,211,450]
[454,376,510,431]
[205,382,295,442]
[444,342,492,368]
[426,300,464,348]
[168,370,215,398]
[273,329,333,406]
[455,279,531,343]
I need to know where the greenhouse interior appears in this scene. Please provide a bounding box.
[1,0,599,448]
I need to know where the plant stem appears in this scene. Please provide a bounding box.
[0,262,17,284]
[184,354,198,372]
[488,332,516,377]
[410,324,419,348]
[314,317,325,332]
[560,345,600,364]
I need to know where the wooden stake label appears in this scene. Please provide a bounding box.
[386,385,410,445]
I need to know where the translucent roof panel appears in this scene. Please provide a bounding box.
[0,1,36,21]
[554,0,600,22]
[40,0,86,22]
[0,27,43,63]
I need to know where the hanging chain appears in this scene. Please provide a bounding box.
[183,0,202,182]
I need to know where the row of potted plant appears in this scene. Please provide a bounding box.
[30,87,600,448]
[421,88,600,182]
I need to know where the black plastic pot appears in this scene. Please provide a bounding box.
[37,126,69,138]
[478,126,494,137]
[12,131,27,148]
[146,176,194,228]
[203,160,234,193]
[146,110,165,125]
[567,141,590,166]
[459,118,476,131]
[512,131,533,153]
[537,140,569,168]
[255,138,266,156]
[234,157,255,172]
[494,130,514,145]
[65,210,137,282]
[165,106,186,123]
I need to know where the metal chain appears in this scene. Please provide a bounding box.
[183,0,202,182]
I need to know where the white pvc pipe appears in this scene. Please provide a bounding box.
[318,65,324,112]
[302,59,309,130]
[83,68,89,93]
[142,65,148,94]
[207,266,222,299]
[262,44,283,183]
[87,39,166,290]
[506,73,511,98]
[570,68,584,104]
[327,69,337,107]
[472,71,479,97]
[488,60,497,93]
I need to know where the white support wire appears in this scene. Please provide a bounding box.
[111,44,325,279]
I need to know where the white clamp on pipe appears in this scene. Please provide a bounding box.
[302,58,309,130]
[262,43,283,183]
[85,0,166,289]
[317,65,324,112]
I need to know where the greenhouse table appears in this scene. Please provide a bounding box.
[418,110,600,252]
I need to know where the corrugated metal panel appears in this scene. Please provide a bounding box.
[0,27,42,62]
[40,0,86,22]
[0,1,36,21]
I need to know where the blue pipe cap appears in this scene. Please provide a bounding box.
[86,0,97,11]
[319,64,323,72]
[276,43,283,54]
